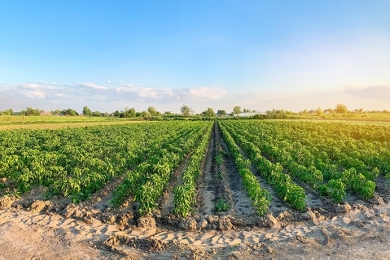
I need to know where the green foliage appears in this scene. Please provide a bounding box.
[202,107,216,117]
[222,120,387,203]
[215,154,223,165]
[215,198,230,212]
[319,179,346,203]
[220,124,272,215]
[335,103,348,114]
[82,106,92,116]
[173,123,212,217]
[181,105,194,117]
[233,106,241,115]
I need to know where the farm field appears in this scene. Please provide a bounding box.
[1,120,390,259]
[0,115,141,131]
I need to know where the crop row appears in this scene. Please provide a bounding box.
[112,122,212,215]
[223,121,382,202]
[0,122,210,203]
[173,123,213,217]
[221,122,307,210]
[219,124,272,215]
[241,121,378,199]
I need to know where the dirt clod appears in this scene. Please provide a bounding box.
[63,204,78,219]
[138,216,156,229]
[179,217,197,231]
[0,196,14,210]
[218,216,233,230]
[335,203,352,213]
[198,218,208,229]
[28,200,50,213]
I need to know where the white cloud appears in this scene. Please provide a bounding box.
[189,86,226,99]
[2,80,388,113]
[19,90,45,99]
[77,82,109,90]
[116,85,159,98]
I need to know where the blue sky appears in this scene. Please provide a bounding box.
[1,1,390,113]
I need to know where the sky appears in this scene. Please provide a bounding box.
[1,0,390,113]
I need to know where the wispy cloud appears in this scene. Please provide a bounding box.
[76,82,109,90]
[19,90,46,99]
[1,81,389,112]
[345,85,390,99]
[189,86,226,99]
[0,81,228,111]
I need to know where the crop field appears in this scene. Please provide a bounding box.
[1,120,390,259]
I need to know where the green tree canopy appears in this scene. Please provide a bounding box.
[335,103,348,114]
[217,110,227,116]
[147,106,159,116]
[82,106,92,116]
[180,105,194,117]
[140,111,151,117]
[317,107,323,115]
[202,107,216,117]
[233,106,241,115]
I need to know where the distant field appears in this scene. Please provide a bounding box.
[288,112,390,122]
[0,120,146,131]
[271,118,390,126]
[0,115,126,125]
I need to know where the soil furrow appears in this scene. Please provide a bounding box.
[196,123,216,215]
[215,122,256,217]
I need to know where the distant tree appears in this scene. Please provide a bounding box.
[217,110,227,116]
[121,107,136,118]
[202,107,216,117]
[252,110,257,113]
[147,106,159,117]
[51,110,61,116]
[359,108,364,113]
[23,107,40,116]
[61,108,78,116]
[243,108,251,113]
[140,111,151,117]
[3,109,13,115]
[92,111,102,117]
[114,110,120,117]
[83,106,92,116]
[163,111,172,115]
[181,105,194,117]
[316,107,324,116]
[233,106,241,116]
[335,103,348,114]
[128,108,136,118]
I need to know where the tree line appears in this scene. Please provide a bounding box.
[0,103,388,118]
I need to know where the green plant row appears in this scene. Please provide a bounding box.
[220,122,307,211]
[111,125,202,206]
[173,123,213,217]
[135,123,213,215]
[229,121,377,201]
[112,122,213,216]
[219,123,271,215]
[0,122,203,202]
